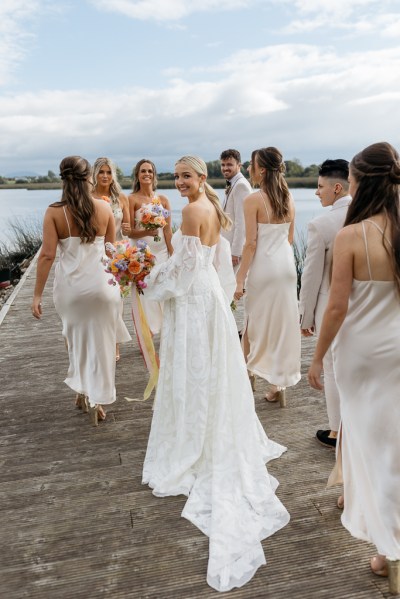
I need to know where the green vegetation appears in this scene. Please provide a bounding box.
[0,217,42,280]
[0,158,319,190]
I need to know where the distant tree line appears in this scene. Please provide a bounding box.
[157,158,319,180]
[1,158,319,186]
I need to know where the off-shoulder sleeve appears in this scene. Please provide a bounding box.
[144,234,203,301]
[213,236,236,303]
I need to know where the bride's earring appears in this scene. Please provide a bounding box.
[199,184,204,193]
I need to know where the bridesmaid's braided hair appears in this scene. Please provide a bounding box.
[175,156,232,231]
[59,156,97,243]
[252,147,291,221]
[344,141,400,294]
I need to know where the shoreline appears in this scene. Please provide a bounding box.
[0,176,318,191]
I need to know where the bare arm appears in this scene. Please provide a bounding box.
[308,228,354,390]
[120,193,131,236]
[127,195,149,239]
[234,194,258,300]
[288,196,295,245]
[31,209,59,319]
[105,209,116,245]
[160,194,174,255]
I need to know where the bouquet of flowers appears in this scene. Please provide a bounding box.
[103,239,156,297]
[137,197,170,242]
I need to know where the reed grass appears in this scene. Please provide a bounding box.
[0,217,42,275]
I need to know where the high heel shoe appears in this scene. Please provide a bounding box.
[88,404,106,426]
[248,372,256,391]
[75,393,88,413]
[88,404,100,427]
[388,559,400,595]
[265,387,286,408]
[371,555,400,594]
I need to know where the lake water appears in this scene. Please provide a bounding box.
[0,187,323,245]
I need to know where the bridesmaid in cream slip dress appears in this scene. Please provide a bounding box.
[31,156,123,426]
[128,159,173,335]
[92,157,131,360]
[308,142,400,595]
[235,147,301,406]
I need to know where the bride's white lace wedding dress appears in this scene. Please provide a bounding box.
[142,230,290,592]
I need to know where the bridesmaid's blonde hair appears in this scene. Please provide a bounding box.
[175,155,232,231]
[92,157,122,207]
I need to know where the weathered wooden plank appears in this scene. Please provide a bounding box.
[0,260,388,599]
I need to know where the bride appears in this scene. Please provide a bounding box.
[142,155,290,592]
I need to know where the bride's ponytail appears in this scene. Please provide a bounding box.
[176,156,232,231]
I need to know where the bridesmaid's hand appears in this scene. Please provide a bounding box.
[301,327,314,337]
[121,222,130,235]
[308,359,324,390]
[31,296,42,319]
[234,283,245,301]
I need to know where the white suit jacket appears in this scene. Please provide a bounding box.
[299,195,351,332]
[221,173,252,257]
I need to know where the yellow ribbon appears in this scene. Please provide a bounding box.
[125,288,159,405]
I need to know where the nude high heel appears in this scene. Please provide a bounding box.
[248,372,256,391]
[88,405,99,427]
[371,555,400,594]
[388,559,400,595]
[75,393,88,413]
[265,387,286,408]
[277,388,286,408]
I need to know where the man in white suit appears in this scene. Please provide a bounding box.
[299,159,351,449]
[220,149,252,269]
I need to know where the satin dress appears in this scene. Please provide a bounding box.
[332,220,400,560]
[244,197,301,388]
[53,207,123,406]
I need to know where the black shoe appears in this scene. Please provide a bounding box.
[316,429,337,449]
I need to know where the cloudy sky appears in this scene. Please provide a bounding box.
[1,0,400,175]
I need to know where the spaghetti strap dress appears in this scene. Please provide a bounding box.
[53,207,124,406]
[332,219,400,559]
[244,194,301,388]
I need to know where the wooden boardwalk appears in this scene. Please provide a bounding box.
[0,261,390,599]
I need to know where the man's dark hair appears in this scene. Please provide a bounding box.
[319,158,349,181]
[220,149,241,163]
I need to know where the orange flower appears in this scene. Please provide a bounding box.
[141,213,151,224]
[101,195,111,203]
[128,260,142,275]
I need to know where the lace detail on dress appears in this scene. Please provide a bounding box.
[142,228,290,592]
[144,234,204,301]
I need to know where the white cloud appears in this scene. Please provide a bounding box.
[0,0,45,85]
[282,0,400,34]
[89,0,254,21]
[1,41,400,172]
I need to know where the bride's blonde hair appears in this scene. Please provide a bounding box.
[175,155,232,230]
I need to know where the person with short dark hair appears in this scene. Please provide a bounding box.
[220,148,251,270]
[299,158,351,448]
[308,142,400,594]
